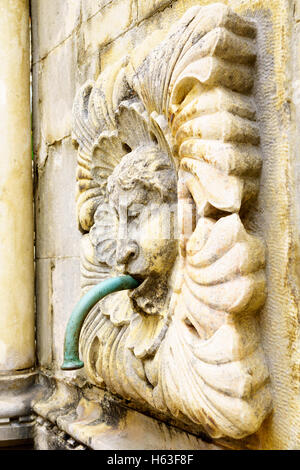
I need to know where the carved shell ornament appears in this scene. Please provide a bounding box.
[72,4,272,440]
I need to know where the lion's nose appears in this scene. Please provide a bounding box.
[116,240,139,265]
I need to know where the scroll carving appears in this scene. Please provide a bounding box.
[72,4,272,440]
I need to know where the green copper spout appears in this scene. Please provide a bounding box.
[61,275,140,371]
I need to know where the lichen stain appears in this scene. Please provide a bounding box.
[100,393,128,429]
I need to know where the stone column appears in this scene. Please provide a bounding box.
[0,0,36,446]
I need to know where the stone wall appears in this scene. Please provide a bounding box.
[32,0,300,450]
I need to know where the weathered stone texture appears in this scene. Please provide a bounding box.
[36,138,81,259]
[38,37,78,145]
[32,0,300,450]
[81,0,137,55]
[36,257,81,370]
[36,259,53,368]
[81,0,116,22]
[293,21,300,234]
[295,0,300,23]
[33,380,223,450]
[35,136,81,371]
[31,0,81,63]
[52,258,81,367]
[137,0,173,20]
[34,416,87,450]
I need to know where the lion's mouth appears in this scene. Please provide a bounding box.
[127,274,170,316]
[128,275,148,296]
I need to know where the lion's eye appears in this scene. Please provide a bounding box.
[128,204,143,222]
[127,211,140,223]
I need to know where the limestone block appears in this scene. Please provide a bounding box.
[31,0,81,63]
[81,0,115,22]
[293,24,300,232]
[294,24,300,75]
[31,62,41,156]
[36,138,81,259]
[36,256,81,370]
[97,0,212,72]
[99,16,169,73]
[295,0,300,23]
[38,36,78,144]
[52,258,81,368]
[36,259,53,368]
[137,0,173,21]
[76,49,101,87]
[81,0,137,57]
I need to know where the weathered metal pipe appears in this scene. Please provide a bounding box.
[61,275,140,371]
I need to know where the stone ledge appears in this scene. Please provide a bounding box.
[33,376,223,451]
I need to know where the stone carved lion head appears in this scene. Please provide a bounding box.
[73,4,272,441]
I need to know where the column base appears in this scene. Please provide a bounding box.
[0,371,38,447]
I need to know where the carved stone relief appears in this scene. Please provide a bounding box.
[72,4,272,440]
